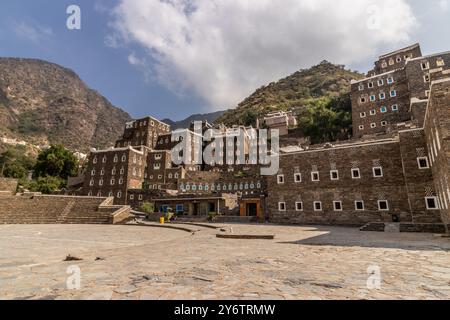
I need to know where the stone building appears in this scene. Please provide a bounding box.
[115,116,171,149]
[351,44,450,139]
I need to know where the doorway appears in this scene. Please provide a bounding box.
[247,203,258,217]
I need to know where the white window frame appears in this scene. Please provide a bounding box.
[390,90,397,97]
[425,197,439,210]
[421,61,430,70]
[368,82,374,88]
[380,106,387,113]
[373,167,383,178]
[377,79,384,86]
[436,58,445,67]
[278,202,286,212]
[387,77,394,84]
[333,201,343,212]
[381,121,387,127]
[277,175,285,184]
[370,109,376,116]
[417,157,430,169]
[311,171,320,182]
[330,170,339,181]
[370,123,377,129]
[358,84,364,91]
[360,112,366,118]
[313,201,323,212]
[355,201,365,211]
[358,125,364,131]
[391,104,399,111]
[295,202,303,212]
[370,95,376,102]
[294,173,302,183]
[379,92,386,100]
[351,168,361,179]
[378,200,389,211]
[154,163,161,170]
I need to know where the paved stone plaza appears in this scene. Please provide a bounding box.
[0,223,449,300]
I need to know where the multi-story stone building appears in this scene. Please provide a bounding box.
[79,43,450,232]
[351,44,450,139]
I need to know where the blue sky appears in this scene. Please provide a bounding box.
[1,0,449,121]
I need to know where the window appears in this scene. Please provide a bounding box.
[333,201,343,211]
[154,163,161,170]
[110,179,115,185]
[368,82,374,88]
[421,61,430,70]
[351,168,361,179]
[370,123,377,129]
[102,156,107,163]
[396,56,402,63]
[100,169,105,176]
[360,97,366,103]
[417,157,429,169]
[113,156,118,163]
[359,125,364,131]
[370,109,376,116]
[370,95,376,102]
[387,77,394,84]
[360,112,366,118]
[355,201,365,211]
[89,179,94,186]
[139,195,143,201]
[425,90,430,97]
[314,201,323,212]
[311,171,320,182]
[117,192,122,199]
[425,197,439,210]
[294,173,302,183]
[121,155,126,162]
[330,170,339,181]
[295,202,303,212]
[119,178,123,185]
[381,121,387,127]
[378,200,389,211]
[377,79,384,86]
[278,202,286,211]
[390,90,397,97]
[91,170,95,176]
[93,157,98,164]
[380,106,387,113]
[379,92,386,100]
[155,154,162,160]
[373,167,383,177]
[129,194,134,200]
[358,84,364,91]
[277,175,285,184]
[389,59,394,66]
[436,58,445,67]
[391,104,398,111]
[99,179,104,186]
[424,74,430,83]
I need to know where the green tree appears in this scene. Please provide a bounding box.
[34,145,78,180]
[0,146,35,181]
[26,176,66,194]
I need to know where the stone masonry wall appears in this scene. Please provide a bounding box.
[0,178,18,195]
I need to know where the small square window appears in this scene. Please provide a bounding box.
[295,202,303,211]
[277,175,285,184]
[359,125,364,131]
[360,97,366,103]
[314,201,323,212]
[417,157,429,169]
[379,93,386,100]
[311,171,320,182]
[378,200,389,211]
[333,201,343,211]
[425,90,430,97]
[425,197,439,210]
[368,82,374,88]
[387,77,394,84]
[381,121,387,127]
[370,109,376,116]
[371,123,377,129]
[351,168,361,179]
[370,95,376,102]
[436,58,445,67]
[278,202,286,211]
[380,106,387,113]
[360,112,366,118]
[421,61,430,70]
[424,74,430,83]
[330,170,339,181]
[294,173,302,183]
[392,104,399,111]
[373,167,383,177]
[355,201,365,211]
[358,84,364,91]
[390,90,397,97]
[377,79,384,86]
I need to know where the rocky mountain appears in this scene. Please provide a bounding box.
[216,61,364,126]
[162,110,226,130]
[0,58,131,152]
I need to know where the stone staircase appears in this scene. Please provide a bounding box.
[0,195,131,225]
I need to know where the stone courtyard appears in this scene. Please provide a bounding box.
[0,223,449,300]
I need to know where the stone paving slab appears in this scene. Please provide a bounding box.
[0,224,449,300]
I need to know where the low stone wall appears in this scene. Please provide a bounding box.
[0,195,130,225]
[0,178,18,195]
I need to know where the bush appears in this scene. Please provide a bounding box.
[26,176,66,194]
[140,202,155,214]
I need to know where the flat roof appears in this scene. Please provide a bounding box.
[379,43,420,59]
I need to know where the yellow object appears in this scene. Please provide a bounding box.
[159,217,165,224]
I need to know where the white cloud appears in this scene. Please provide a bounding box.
[13,21,53,44]
[111,0,417,110]
[438,0,449,11]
